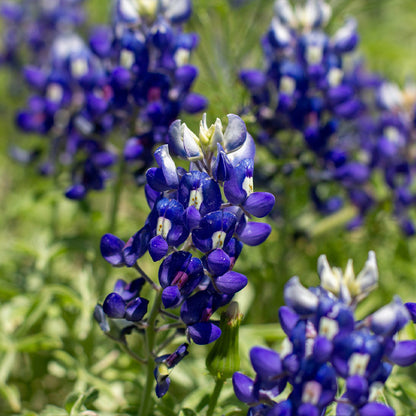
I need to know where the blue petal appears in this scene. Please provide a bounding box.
[237,222,272,246]
[206,249,231,276]
[243,192,275,218]
[65,184,87,200]
[232,372,256,404]
[100,234,125,266]
[278,306,299,336]
[250,346,282,379]
[149,235,169,261]
[183,93,208,113]
[187,322,221,345]
[123,227,151,266]
[387,340,416,366]
[103,293,125,318]
[125,297,149,321]
[215,271,247,295]
[162,286,182,309]
[213,143,233,182]
[359,403,394,416]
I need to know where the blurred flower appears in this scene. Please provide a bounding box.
[233,251,416,415]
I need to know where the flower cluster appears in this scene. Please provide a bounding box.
[233,251,416,416]
[0,0,85,70]
[96,114,274,396]
[12,0,206,199]
[241,0,416,231]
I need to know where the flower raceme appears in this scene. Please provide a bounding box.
[97,114,275,397]
[239,0,416,235]
[11,0,206,200]
[233,251,416,416]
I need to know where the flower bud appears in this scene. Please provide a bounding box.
[206,302,242,380]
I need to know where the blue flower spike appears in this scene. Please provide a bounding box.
[98,113,273,399]
[234,251,416,416]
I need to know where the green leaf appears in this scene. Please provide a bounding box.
[0,382,21,412]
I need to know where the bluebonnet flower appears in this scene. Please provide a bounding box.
[239,0,416,234]
[0,0,85,70]
[233,251,416,415]
[154,343,189,397]
[98,114,274,396]
[11,0,206,199]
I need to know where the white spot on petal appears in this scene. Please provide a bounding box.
[212,231,226,249]
[319,317,339,340]
[348,353,370,376]
[242,175,253,196]
[189,187,203,210]
[157,217,172,239]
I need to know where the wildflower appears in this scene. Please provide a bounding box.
[233,252,416,415]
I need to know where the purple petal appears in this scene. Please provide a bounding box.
[149,235,169,261]
[65,184,87,200]
[359,403,394,416]
[183,93,207,113]
[345,375,368,406]
[103,293,125,318]
[213,143,233,182]
[145,184,160,210]
[405,302,416,323]
[124,137,144,161]
[239,69,266,90]
[123,227,151,266]
[298,404,319,416]
[243,192,275,218]
[237,222,272,246]
[312,336,333,362]
[232,372,256,403]
[336,401,356,416]
[387,340,416,366]
[175,65,198,89]
[23,66,47,89]
[187,322,221,345]
[250,346,282,378]
[125,297,149,321]
[215,271,247,295]
[162,286,182,309]
[185,205,201,230]
[206,249,231,276]
[278,306,299,336]
[155,375,170,398]
[100,234,125,266]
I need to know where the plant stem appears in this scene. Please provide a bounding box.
[108,155,126,235]
[206,377,225,416]
[138,290,162,416]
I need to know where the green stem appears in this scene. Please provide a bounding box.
[206,378,225,416]
[108,156,126,235]
[138,290,163,416]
